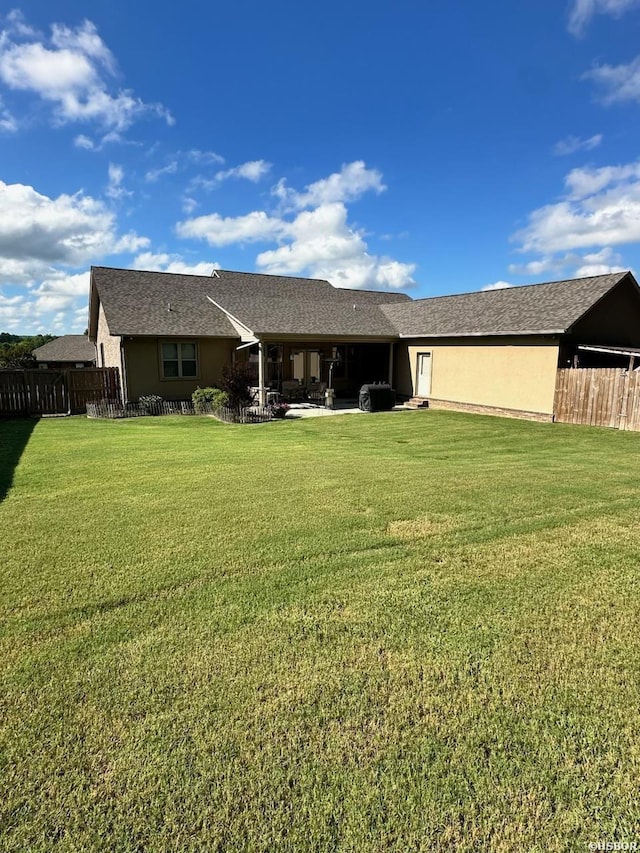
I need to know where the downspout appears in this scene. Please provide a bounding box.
[388,342,394,386]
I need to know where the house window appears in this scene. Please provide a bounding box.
[161,342,198,378]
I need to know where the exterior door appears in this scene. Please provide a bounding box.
[416,352,432,397]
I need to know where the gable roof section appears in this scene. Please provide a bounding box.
[381,272,632,338]
[91,266,409,339]
[33,335,96,362]
[92,267,240,337]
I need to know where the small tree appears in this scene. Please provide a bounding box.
[220,363,254,410]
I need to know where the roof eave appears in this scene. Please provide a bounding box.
[397,329,565,339]
[256,331,399,341]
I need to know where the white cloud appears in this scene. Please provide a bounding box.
[0,291,26,328]
[482,281,513,291]
[177,162,415,291]
[132,251,220,277]
[273,160,386,210]
[0,16,173,135]
[3,10,39,39]
[176,210,284,246]
[573,247,627,276]
[186,149,225,165]
[215,159,271,183]
[513,158,640,255]
[29,270,90,319]
[50,19,115,73]
[182,196,198,214]
[256,203,415,290]
[553,134,603,156]
[0,95,16,131]
[564,162,640,199]
[145,161,178,182]
[106,162,131,200]
[33,270,89,297]
[112,232,150,253]
[74,133,93,149]
[509,248,628,280]
[584,56,640,104]
[508,257,566,277]
[0,180,148,285]
[568,0,640,36]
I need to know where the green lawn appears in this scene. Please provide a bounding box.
[1,411,640,852]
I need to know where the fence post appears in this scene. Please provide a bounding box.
[618,369,631,431]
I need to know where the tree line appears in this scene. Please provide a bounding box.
[0,334,56,368]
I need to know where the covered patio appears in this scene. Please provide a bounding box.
[237,339,396,406]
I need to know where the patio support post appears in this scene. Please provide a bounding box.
[388,343,394,385]
[258,339,266,406]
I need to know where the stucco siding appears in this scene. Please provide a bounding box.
[123,337,236,401]
[96,302,123,393]
[396,338,559,415]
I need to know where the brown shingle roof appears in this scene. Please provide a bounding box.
[381,272,632,337]
[91,266,634,342]
[92,266,409,338]
[92,268,240,337]
[33,335,96,362]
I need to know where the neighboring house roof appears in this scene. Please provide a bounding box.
[381,272,631,337]
[33,335,96,362]
[90,266,410,339]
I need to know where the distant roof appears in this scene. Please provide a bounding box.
[91,267,410,339]
[381,272,632,337]
[33,335,96,362]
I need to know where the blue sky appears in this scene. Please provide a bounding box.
[2,0,640,333]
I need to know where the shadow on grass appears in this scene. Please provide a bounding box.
[0,418,38,502]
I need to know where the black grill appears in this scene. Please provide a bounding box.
[359,383,396,412]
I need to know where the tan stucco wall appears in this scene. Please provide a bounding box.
[123,337,236,401]
[96,302,123,396]
[395,337,560,415]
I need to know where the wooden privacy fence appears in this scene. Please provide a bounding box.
[0,367,120,416]
[554,368,640,431]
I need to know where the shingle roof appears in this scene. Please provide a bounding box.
[91,266,634,342]
[213,296,400,337]
[381,272,632,337]
[92,268,240,337]
[33,335,96,362]
[92,266,409,338]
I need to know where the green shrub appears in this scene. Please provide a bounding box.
[192,386,229,413]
